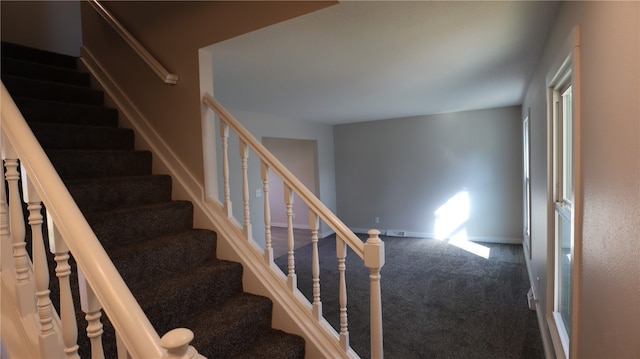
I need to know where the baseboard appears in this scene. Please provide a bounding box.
[522,243,555,359]
[350,227,522,244]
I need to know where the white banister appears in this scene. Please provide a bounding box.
[24,183,60,358]
[49,218,81,359]
[364,229,385,359]
[86,0,178,85]
[202,92,385,358]
[4,155,34,317]
[261,162,274,264]
[336,237,350,352]
[284,185,297,291]
[240,141,252,240]
[220,122,232,217]
[203,93,366,254]
[78,268,105,359]
[309,211,322,320]
[2,81,204,358]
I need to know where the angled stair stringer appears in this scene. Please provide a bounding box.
[79,46,356,359]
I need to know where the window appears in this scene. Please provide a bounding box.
[551,65,573,358]
[547,27,581,357]
[523,114,531,258]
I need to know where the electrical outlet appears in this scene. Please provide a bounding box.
[375,217,380,224]
[255,189,262,198]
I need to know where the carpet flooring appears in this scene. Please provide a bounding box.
[276,234,545,359]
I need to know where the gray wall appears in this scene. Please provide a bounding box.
[1,1,82,56]
[334,106,523,243]
[523,2,639,358]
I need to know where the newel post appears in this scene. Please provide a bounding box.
[364,229,385,359]
[161,328,202,359]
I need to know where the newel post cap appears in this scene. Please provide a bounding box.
[364,229,385,269]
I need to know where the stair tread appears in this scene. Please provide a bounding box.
[2,74,103,105]
[30,122,135,150]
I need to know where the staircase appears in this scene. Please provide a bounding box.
[1,41,305,358]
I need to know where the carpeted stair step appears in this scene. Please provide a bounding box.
[1,57,90,86]
[1,41,77,69]
[189,293,275,359]
[29,122,134,150]
[86,201,194,248]
[132,260,245,336]
[47,149,152,179]
[2,75,103,106]
[108,229,218,289]
[14,97,118,127]
[65,175,172,213]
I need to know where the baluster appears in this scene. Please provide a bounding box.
[4,158,34,316]
[49,216,80,359]
[78,269,105,359]
[284,185,296,290]
[23,174,60,357]
[308,211,322,320]
[239,141,252,240]
[364,229,385,359]
[115,332,132,359]
[161,328,202,359]
[1,165,13,271]
[219,121,232,217]
[336,237,349,352]
[261,162,273,263]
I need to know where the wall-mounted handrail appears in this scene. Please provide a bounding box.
[1,81,198,358]
[87,0,179,85]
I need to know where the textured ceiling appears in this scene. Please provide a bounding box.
[213,1,559,125]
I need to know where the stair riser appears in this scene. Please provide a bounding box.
[1,42,78,69]
[15,98,118,127]
[3,76,103,106]
[30,123,134,151]
[137,263,245,336]
[194,296,274,359]
[86,202,194,248]
[66,176,172,213]
[2,57,90,87]
[47,150,152,179]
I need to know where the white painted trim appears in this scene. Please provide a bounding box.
[80,46,352,359]
[523,243,555,359]
[350,227,523,244]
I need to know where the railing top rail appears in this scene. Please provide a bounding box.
[87,0,179,85]
[1,81,164,358]
[202,93,366,255]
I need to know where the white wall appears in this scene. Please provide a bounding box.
[263,137,319,229]
[523,2,639,358]
[1,1,82,56]
[334,106,523,243]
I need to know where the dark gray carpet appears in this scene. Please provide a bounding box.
[276,234,544,359]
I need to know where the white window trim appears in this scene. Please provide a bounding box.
[546,25,582,359]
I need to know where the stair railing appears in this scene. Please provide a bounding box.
[203,93,385,359]
[0,81,200,359]
[86,0,179,85]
